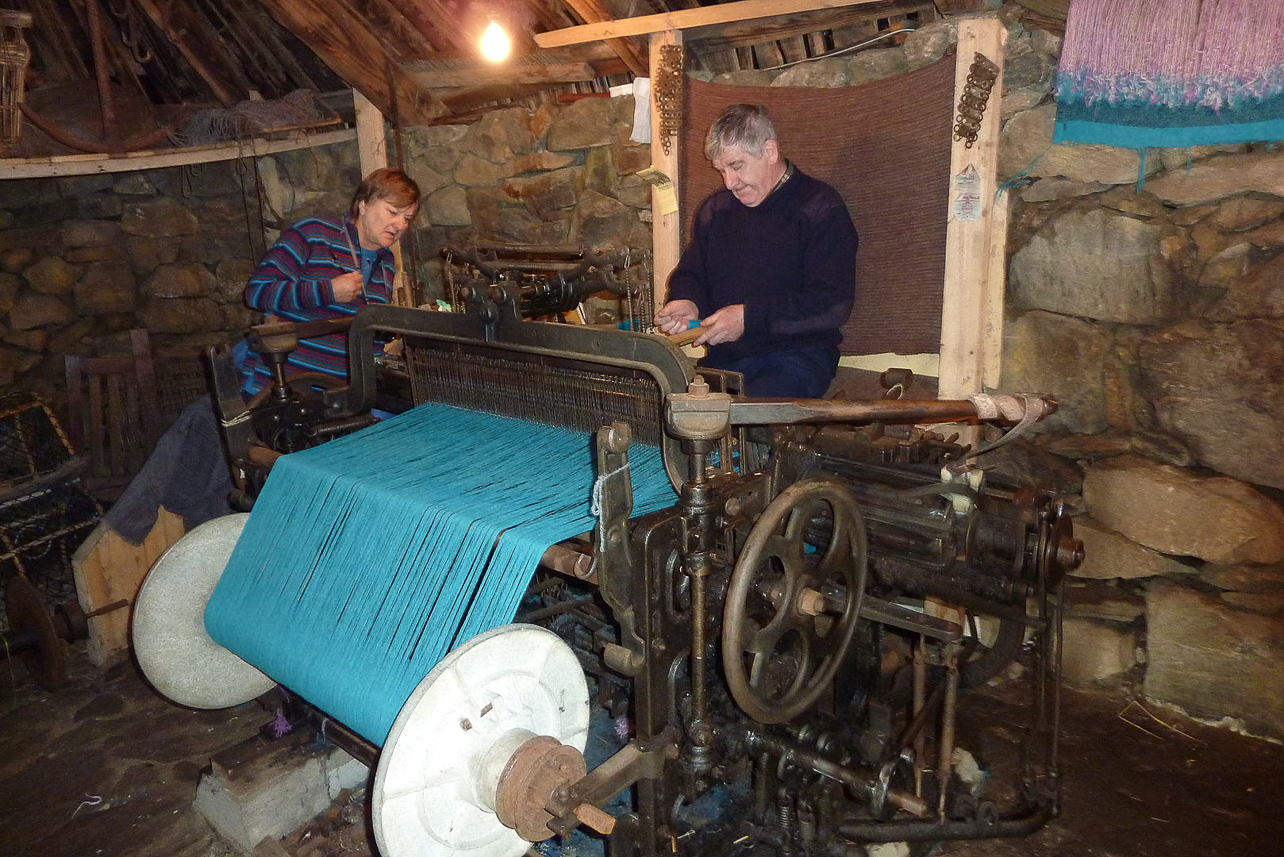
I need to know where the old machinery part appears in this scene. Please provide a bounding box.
[722,477,868,723]
[3,575,66,690]
[132,514,275,708]
[372,624,591,857]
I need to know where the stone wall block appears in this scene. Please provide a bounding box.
[1201,564,1284,593]
[548,98,619,151]
[453,153,507,187]
[1,248,33,273]
[23,256,77,296]
[139,297,224,333]
[1145,580,1284,737]
[10,293,71,330]
[1001,309,1109,434]
[510,151,577,176]
[502,167,583,217]
[999,103,1154,184]
[1083,454,1284,563]
[1066,581,1146,624]
[465,188,554,244]
[774,57,850,88]
[1019,178,1110,202]
[4,328,48,352]
[1211,196,1284,231]
[403,162,451,200]
[112,173,158,195]
[424,186,471,228]
[713,69,775,86]
[1145,149,1284,206]
[1061,616,1136,684]
[63,219,122,247]
[145,263,216,299]
[573,190,650,252]
[1009,208,1173,323]
[1154,144,1247,174]
[126,236,181,274]
[1139,320,1284,489]
[466,107,537,162]
[121,199,199,238]
[0,272,19,313]
[0,344,40,383]
[215,258,255,304]
[1205,250,1284,321]
[1070,516,1198,580]
[903,20,958,69]
[76,260,137,315]
[1243,219,1284,247]
[406,124,467,174]
[0,225,62,254]
[846,48,909,87]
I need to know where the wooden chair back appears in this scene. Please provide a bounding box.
[64,329,160,500]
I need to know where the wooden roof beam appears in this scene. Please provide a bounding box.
[256,0,446,125]
[535,0,895,47]
[562,0,649,76]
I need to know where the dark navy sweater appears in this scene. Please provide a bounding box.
[667,167,857,366]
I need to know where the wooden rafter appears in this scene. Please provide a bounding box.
[563,0,649,76]
[134,0,247,105]
[535,0,897,47]
[255,0,446,125]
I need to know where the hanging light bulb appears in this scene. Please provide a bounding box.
[481,19,510,62]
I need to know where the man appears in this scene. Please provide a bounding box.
[239,167,420,395]
[654,104,857,398]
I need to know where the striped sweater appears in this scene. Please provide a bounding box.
[240,215,395,395]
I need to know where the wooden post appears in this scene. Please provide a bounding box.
[650,29,683,313]
[938,18,1007,400]
[354,89,410,307]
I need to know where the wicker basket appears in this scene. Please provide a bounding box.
[0,10,31,149]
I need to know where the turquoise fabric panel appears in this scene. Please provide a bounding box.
[204,403,676,744]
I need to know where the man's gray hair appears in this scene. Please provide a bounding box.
[704,103,778,160]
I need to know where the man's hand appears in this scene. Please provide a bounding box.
[654,299,699,335]
[331,271,364,302]
[694,304,745,347]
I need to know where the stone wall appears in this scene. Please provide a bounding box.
[0,139,364,409]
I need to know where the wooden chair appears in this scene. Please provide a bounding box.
[64,329,161,501]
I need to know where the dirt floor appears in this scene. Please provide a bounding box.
[2,650,1281,857]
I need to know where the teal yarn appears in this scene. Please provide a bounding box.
[204,404,676,744]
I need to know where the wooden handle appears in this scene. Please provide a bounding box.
[666,325,704,346]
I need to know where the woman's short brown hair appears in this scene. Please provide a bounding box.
[349,167,420,219]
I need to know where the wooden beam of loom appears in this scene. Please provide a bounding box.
[255,0,446,125]
[563,0,649,76]
[938,17,1007,400]
[535,0,895,47]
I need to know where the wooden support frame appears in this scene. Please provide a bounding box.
[535,0,892,47]
[354,90,410,307]
[937,18,1008,399]
[650,30,684,310]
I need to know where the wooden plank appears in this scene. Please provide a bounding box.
[72,508,186,667]
[255,0,445,125]
[412,62,599,89]
[690,2,934,52]
[937,17,1007,400]
[353,89,410,307]
[134,0,247,106]
[650,30,683,312]
[0,128,356,180]
[535,0,893,47]
[563,0,649,76]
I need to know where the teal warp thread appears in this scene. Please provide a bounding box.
[203,404,677,744]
